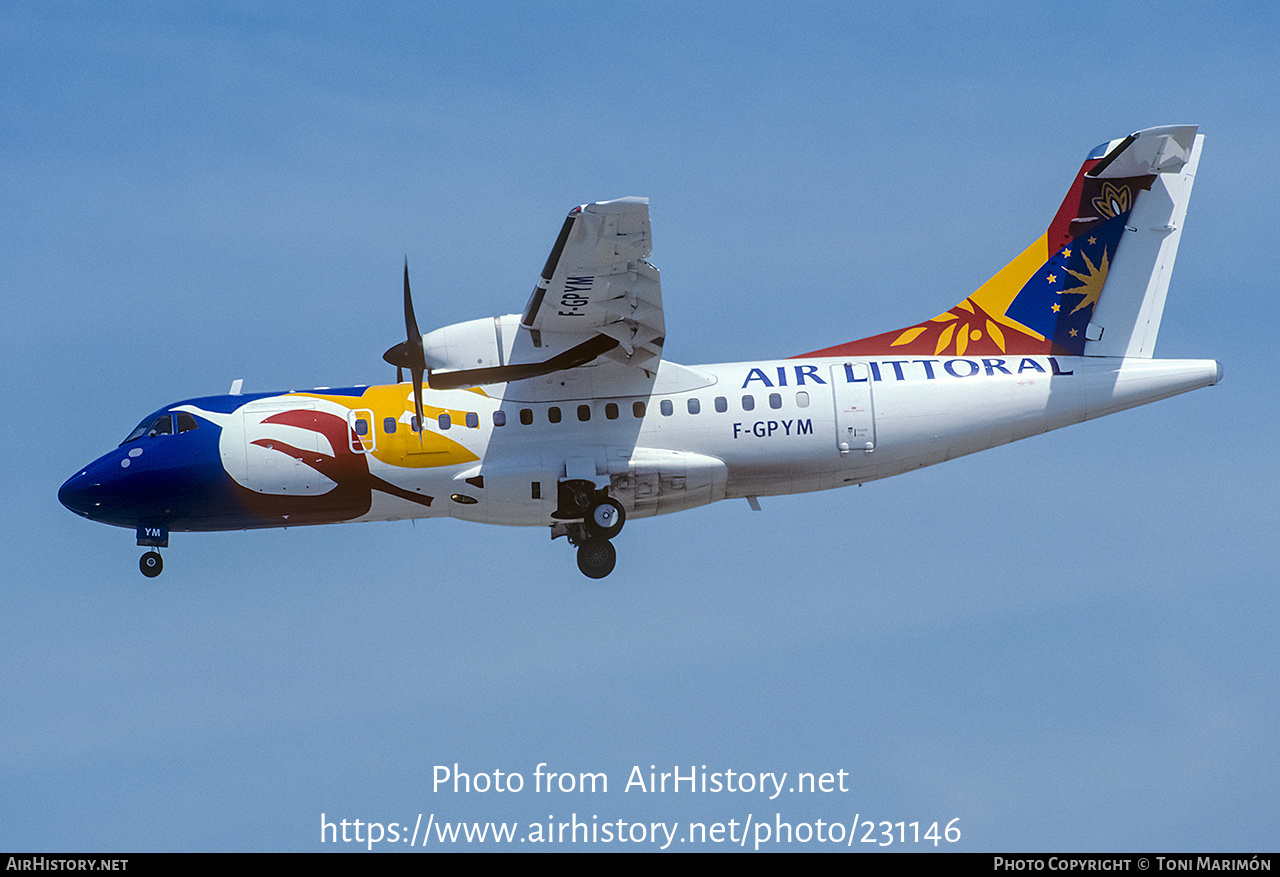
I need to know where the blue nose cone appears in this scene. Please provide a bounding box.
[58,447,162,528]
[59,458,133,525]
[59,467,100,519]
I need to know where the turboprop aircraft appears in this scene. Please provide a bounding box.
[59,125,1220,579]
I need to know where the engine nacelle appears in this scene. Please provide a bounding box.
[422,315,522,373]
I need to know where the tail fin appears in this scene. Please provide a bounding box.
[801,126,1202,359]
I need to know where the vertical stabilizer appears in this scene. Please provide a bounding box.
[1083,127,1201,358]
[798,125,1202,361]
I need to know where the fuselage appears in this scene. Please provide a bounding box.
[59,128,1218,580]
[59,353,1221,535]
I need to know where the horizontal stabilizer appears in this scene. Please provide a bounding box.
[1088,125,1197,178]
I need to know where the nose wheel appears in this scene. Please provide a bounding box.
[139,551,164,578]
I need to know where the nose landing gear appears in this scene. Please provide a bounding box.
[136,524,168,578]
[139,551,164,577]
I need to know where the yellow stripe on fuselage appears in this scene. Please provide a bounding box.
[299,385,481,469]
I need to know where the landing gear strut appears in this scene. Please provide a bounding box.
[140,551,163,578]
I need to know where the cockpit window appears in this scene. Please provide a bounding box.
[120,412,196,446]
[121,416,156,445]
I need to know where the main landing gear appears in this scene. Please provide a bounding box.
[555,493,627,579]
[585,497,625,540]
[576,536,616,579]
[578,497,625,578]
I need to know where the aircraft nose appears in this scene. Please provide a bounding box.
[59,453,144,522]
[58,452,164,525]
[59,467,106,519]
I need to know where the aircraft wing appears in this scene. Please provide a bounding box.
[520,197,664,373]
[422,198,665,392]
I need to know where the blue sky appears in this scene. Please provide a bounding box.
[4,2,1276,852]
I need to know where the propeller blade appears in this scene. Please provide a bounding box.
[410,366,426,437]
[382,260,428,438]
[403,260,422,352]
[405,263,426,437]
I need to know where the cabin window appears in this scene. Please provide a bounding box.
[687,398,701,415]
[660,400,673,416]
[769,393,782,410]
[714,396,727,413]
[741,395,755,412]
[411,415,421,432]
[438,413,451,430]
[383,417,397,434]
[548,406,562,424]
[605,402,619,420]
[796,391,809,408]
[493,410,507,427]
[520,408,533,426]
[633,401,646,418]
[578,404,591,422]
[465,412,479,429]
[175,412,199,434]
[354,418,369,436]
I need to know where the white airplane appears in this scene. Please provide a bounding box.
[60,125,1219,579]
